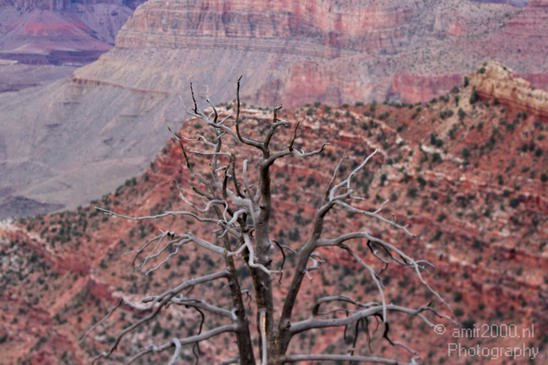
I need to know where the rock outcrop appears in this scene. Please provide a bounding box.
[472,62,548,117]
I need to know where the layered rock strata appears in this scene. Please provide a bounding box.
[473,62,548,118]
[1,0,548,217]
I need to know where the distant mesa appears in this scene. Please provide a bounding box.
[0,0,145,65]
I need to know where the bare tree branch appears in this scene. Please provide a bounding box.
[317,231,451,312]
[79,298,124,343]
[234,76,264,150]
[282,354,415,364]
[167,338,182,365]
[263,142,329,169]
[312,295,377,316]
[264,106,287,148]
[329,149,378,200]
[96,207,222,226]
[340,244,388,322]
[92,271,229,363]
[169,297,236,319]
[332,201,414,236]
[290,304,450,335]
[242,232,280,276]
[125,324,238,364]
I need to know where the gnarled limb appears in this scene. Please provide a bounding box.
[278,150,380,338]
[91,271,229,362]
[164,297,236,320]
[124,324,239,364]
[290,304,453,335]
[317,232,451,312]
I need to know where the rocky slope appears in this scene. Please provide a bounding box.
[2,0,548,218]
[0,64,546,363]
[0,61,77,92]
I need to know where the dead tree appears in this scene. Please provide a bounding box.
[84,79,454,364]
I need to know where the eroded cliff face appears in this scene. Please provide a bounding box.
[78,0,548,106]
[117,0,423,52]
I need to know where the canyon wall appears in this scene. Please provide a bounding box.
[101,0,548,104]
[116,0,424,52]
[1,0,548,216]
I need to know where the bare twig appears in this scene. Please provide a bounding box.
[92,271,229,363]
[290,304,451,335]
[80,298,124,343]
[167,338,182,365]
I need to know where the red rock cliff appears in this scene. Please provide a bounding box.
[92,0,548,106]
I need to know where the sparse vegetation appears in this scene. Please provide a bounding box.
[469,89,480,104]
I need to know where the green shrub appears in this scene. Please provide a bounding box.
[469,89,479,104]
[458,108,466,122]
